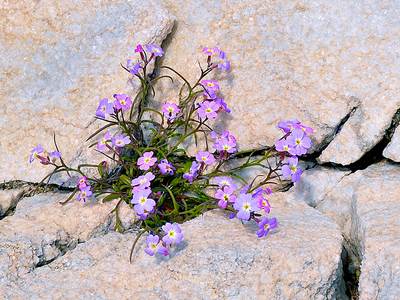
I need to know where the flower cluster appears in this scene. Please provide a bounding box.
[275,119,313,182]
[30,43,313,260]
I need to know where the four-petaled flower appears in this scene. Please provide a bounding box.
[145,44,164,57]
[214,176,237,190]
[111,134,131,149]
[256,217,278,238]
[97,131,112,152]
[215,97,231,113]
[144,234,169,256]
[162,223,183,245]
[137,151,157,171]
[158,159,175,175]
[183,161,200,183]
[113,94,132,112]
[195,151,216,166]
[29,145,44,163]
[77,176,88,190]
[233,193,258,220]
[287,129,312,156]
[201,79,220,98]
[215,186,237,209]
[282,156,303,182]
[126,59,142,75]
[131,172,155,191]
[212,130,237,154]
[275,138,291,153]
[131,189,156,216]
[77,186,92,202]
[162,102,180,121]
[96,98,114,119]
[198,101,220,120]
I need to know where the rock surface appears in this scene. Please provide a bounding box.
[0,192,133,284]
[0,0,174,183]
[158,0,400,167]
[383,125,400,162]
[0,189,24,217]
[2,194,345,299]
[293,162,400,299]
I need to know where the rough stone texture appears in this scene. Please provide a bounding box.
[158,1,400,166]
[383,125,400,162]
[0,189,24,217]
[0,0,174,183]
[297,163,400,299]
[0,192,133,284]
[3,194,345,299]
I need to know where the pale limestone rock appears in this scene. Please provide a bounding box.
[5,194,345,299]
[157,0,400,166]
[383,125,400,162]
[0,192,133,284]
[0,0,174,182]
[301,163,400,299]
[0,189,24,217]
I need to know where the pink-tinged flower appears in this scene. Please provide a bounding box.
[278,119,314,136]
[275,138,292,153]
[198,101,220,120]
[135,44,144,53]
[158,159,175,175]
[282,156,303,182]
[233,193,258,221]
[201,79,220,98]
[137,151,157,171]
[97,131,112,152]
[162,102,180,121]
[253,188,272,213]
[49,151,61,163]
[131,172,155,190]
[131,189,156,216]
[144,234,169,256]
[29,145,44,163]
[162,223,183,245]
[215,97,231,113]
[95,98,114,119]
[111,134,131,149]
[113,94,132,111]
[212,130,237,154]
[287,129,312,156]
[202,47,220,56]
[126,59,142,75]
[77,186,92,202]
[77,176,88,190]
[214,186,237,209]
[183,161,200,183]
[256,217,278,238]
[195,151,216,166]
[214,176,237,190]
[145,44,164,57]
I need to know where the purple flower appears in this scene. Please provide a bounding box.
[278,119,314,136]
[198,101,220,120]
[113,94,132,112]
[97,131,112,152]
[49,151,61,163]
[195,151,216,166]
[256,217,278,238]
[131,189,156,215]
[287,129,312,156]
[162,223,183,245]
[253,188,271,213]
[162,102,180,121]
[275,138,292,153]
[144,234,169,256]
[137,151,157,171]
[183,161,200,183]
[135,44,144,53]
[77,176,88,190]
[233,193,258,220]
[145,44,164,57]
[215,186,236,209]
[202,47,220,56]
[77,186,92,202]
[217,59,231,72]
[214,97,231,113]
[201,80,220,98]
[212,130,237,154]
[131,172,155,190]
[111,134,131,149]
[214,176,237,190]
[282,156,303,182]
[158,159,175,175]
[95,98,114,119]
[29,145,44,163]
[126,59,142,75]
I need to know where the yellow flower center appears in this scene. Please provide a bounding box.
[206,108,212,113]
[139,197,147,204]
[144,158,150,163]
[150,243,157,250]
[283,145,289,151]
[264,224,270,230]
[120,100,126,105]
[295,139,301,145]
[290,165,297,172]
[243,203,250,211]
[169,230,176,237]
[207,82,214,87]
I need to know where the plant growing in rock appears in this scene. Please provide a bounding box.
[29,44,313,260]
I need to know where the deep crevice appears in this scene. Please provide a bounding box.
[341,237,362,300]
